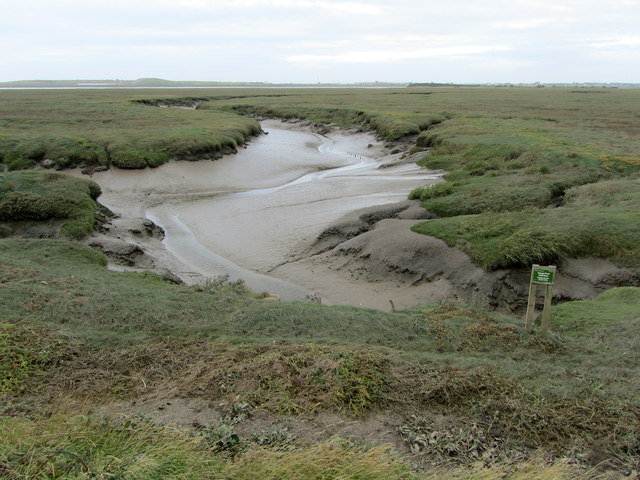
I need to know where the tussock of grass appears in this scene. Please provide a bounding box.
[0,415,220,479]
[0,171,103,239]
[220,440,415,480]
[498,228,566,267]
[409,181,456,201]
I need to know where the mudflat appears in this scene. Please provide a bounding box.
[79,119,633,311]
[78,120,444,308]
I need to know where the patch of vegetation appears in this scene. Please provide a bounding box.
[0,415,220,479]
[552,287,640,333]
[409,180,456,201]
[0,171,104,239]
[0,323,76,396]
[394,88,640,271]
[1,239,638,474]
[109,147,169,169]
[412,196,640,269]
[0,89,262,170]
[0,239,430,349]
[201,423,244,455]
[399,415,499,461]
[0,413,603,479]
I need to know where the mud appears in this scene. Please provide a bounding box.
[75,119,637,312]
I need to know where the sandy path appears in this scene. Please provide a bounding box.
[81,119,443,307]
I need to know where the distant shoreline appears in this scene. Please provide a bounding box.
[0,85,407,90]
[0,79,410,89]
[2,78,638,89]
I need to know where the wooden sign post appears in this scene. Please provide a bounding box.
[525,265,556,334]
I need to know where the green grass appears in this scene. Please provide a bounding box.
[411,188,640,269]
[0,415,221,479]
[2,87,639,269]
[0,89,262,170]
[408,180,456,201]
[0,323,76,396]
[2,86,640,477]
[0,238,430,348]
[1,238,638,473]
[0,171,104,239]
[0,414,610,480]
[552,287,640,333]
[401,89,640,270]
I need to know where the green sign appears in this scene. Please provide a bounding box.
[531,265,556,285]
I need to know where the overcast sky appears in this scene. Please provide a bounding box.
[1,0,639,83]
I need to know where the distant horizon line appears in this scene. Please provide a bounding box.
[1,78,639,88]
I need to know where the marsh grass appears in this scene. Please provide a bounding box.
[0,89,261,170]
[0,414,612,480]
[409,181,456,201]
[2,86,640,477]
[412,198,640,269]
[552,287,640,333]
[0,238,430,348]
[2,239,639,471]
[0,323,77,396]
[2,87,639,268]
[0,171,103,239]
[0,415,220,479]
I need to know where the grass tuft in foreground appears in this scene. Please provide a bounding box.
[0,414,605,480]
